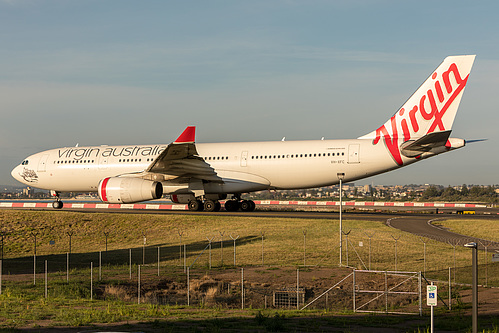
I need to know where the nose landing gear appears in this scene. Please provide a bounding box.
[50,190,64,209]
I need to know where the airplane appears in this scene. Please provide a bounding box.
[11,55,476,212]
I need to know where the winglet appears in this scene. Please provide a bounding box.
[174,126,196,143]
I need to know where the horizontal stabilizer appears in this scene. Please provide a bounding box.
[400,130,451,157]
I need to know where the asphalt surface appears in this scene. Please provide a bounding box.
[387,215,499,251]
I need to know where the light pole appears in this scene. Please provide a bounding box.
[337,172,345,266]
[464,242,478,333]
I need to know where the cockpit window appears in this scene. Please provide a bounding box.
[21,160,29,165]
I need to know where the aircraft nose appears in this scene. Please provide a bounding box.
[11,165,22,182]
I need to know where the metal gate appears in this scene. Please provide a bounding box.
[353,270,422,315]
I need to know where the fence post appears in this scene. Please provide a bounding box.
[219,231,225,267]
[104,231,110,252]
[66,230,74,254]
[66,252,69,283]
[157,246,160,277]
[343,230,351,267]
[32,231,37,285]
[0,259,2,295]
[45,260,48,299]
[449,241,458,283]
[260,231,265,266]
[391,235,400,271]
[129,248,132,280]
[178,230,184,266]
[303,230,307,266]
[419,237,427,275]
[385,271,388,313]
[241,267,244,309]
[142,232,146,265]
[418,271,422,316]
[90,262,93,301]
[230,234,239,266]
[296,268,299,310]
[99,251,102,281]
[353,269,356,312]
[138,265,141,304]
[364,231,375,271]
[448,267,452,311]
[187,266,190,306]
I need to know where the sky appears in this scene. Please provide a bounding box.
[1,0,498,187]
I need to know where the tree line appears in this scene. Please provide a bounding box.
[421,185,498,203]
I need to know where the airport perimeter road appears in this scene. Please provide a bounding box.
[387,215,499,251]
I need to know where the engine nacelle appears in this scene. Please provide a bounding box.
[98,177,163,204]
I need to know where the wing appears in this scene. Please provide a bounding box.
[144,126,221,182]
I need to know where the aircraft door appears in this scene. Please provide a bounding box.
[240,151,248,167]
[38,154,49,172]
[348,144,360,164]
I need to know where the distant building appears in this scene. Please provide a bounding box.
[22,186,35,197]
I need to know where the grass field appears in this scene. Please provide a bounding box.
[435,219,499,243]
[0,209,498,331]
[1,210,494,273]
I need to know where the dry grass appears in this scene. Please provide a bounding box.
[0,210,497,283]
[435,219,499,243]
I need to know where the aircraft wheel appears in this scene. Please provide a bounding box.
[248,200,256,212]
[204,200,216,212]
[188,200,201,211]
[214,202,221,212]
[240,200,252,212]
[52,201,63,209]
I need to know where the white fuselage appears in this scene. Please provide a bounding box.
[11,138,437,195]
[10,55,475,202]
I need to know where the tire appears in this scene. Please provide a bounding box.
[204,200,216,212]
[240,200,252,212]
[188,200,200,211]
[52,201,63,209]
[248,200,256,212]
[214,202,221,212]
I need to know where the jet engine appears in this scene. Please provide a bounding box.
[98,177,163,204]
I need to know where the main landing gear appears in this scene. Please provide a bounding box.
[224,199,256,212]
[187,197,255,212]
[187,199,222,212]
[50,190,64,209]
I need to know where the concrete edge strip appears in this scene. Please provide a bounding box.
[0,201,487,210]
